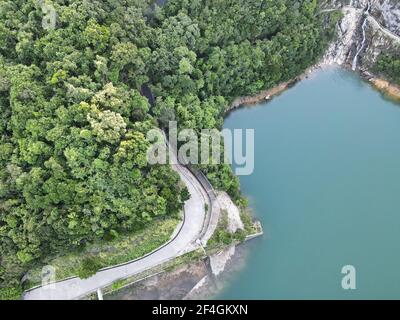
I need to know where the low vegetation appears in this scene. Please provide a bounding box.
[0,286,22,300]
[207,206,256,249]
[374,52,400,85]
[24,218,179,288]
[77,257,103,280]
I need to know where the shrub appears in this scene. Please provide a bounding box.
[0,286,22,300]
[111,279,125,291]
[77,257,102,279]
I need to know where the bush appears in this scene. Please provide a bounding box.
[111,279,125,291]
[0,286,22,300]
[374,53,400,85]
[234,229,247,242]
[77,258,102,279]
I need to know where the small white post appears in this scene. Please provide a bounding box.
[97,288,103,300]
[196,239,207,255]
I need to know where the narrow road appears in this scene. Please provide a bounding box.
[24,136,211,300]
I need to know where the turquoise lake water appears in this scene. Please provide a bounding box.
[220,67,400,299]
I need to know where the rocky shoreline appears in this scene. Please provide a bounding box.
[228,64,321,111]
[227,62,400,115]
[368,77,400,101]
[103,243,251,300]
[228,82,292,111]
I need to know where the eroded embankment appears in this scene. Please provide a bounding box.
[102,243,250,300]
[369,78,400,100]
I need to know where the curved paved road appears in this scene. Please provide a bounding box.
[24,138,211,300]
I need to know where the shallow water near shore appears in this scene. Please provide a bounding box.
[219,67,400,299]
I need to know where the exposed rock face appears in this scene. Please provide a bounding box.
[362,17,399,69]
[209,245,236,277]
[362,0,400,69]
[216,192,244,234]
[322,6,366,66]
[321,0,399,70]
[371,0,400,36]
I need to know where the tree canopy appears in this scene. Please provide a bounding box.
[0,0,339,295]
[374,51,400,85]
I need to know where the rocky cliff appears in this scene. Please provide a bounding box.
[371,0,400,36]
[362,0,400,70]
[321,0,400,71]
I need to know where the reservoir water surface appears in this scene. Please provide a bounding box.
[220,67,400,299]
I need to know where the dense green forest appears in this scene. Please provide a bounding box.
[374,52,400,85]
[0,0,338,298]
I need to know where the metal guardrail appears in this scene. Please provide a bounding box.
[187,166,217,200]
[161,130,218,244]
[186,166,218,244]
